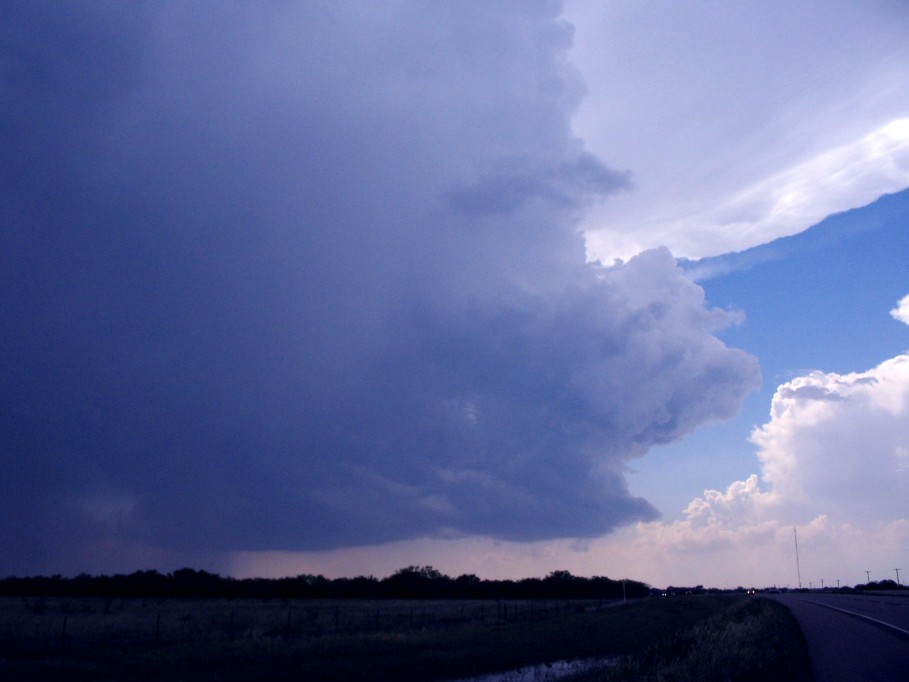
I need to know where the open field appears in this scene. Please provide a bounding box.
[0,594,803,681]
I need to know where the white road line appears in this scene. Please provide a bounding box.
[807,600,909,639]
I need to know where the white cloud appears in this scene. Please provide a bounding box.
[566,0,909,261]
[593,118,909,261]
[634,476,776,554]
[621,352,909,586]
[753,356,909,517]
[891,293,909,325]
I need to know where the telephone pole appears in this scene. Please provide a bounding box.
[793,528,802,589]
[896,568,902,586]
[865,570,871,583]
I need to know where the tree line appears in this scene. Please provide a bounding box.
[0,566,650,601]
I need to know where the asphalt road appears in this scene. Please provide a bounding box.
[770,592,909,681]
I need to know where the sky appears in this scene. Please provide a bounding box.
[2,1,908,589]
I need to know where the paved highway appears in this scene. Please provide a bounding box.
[770,592,909,681]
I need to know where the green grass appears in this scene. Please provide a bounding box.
[0,595,780,681]
[566,597,812,681]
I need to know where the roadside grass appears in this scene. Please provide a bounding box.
[0,595,748,681]
[565,596,812,681]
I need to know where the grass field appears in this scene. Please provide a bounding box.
[0,594,808,681]
[565,596,812,681]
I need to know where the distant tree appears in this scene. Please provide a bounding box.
[543,570,581,598]
[0,566,653,601]
[381,566,450,598]
[453,573,480,598]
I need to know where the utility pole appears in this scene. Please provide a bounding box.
[896,568,902,586]
[793,528,802,589]
[865,570,871,583]
[820,579,824,589]
[836,579,840,589]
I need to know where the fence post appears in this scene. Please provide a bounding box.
[60,615,68,653]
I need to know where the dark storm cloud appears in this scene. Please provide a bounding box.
[449,153,630,216]
[1,1,759,573]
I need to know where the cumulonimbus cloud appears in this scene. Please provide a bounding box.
[0,2,760,574]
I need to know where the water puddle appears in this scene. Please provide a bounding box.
[449,656,616,682]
